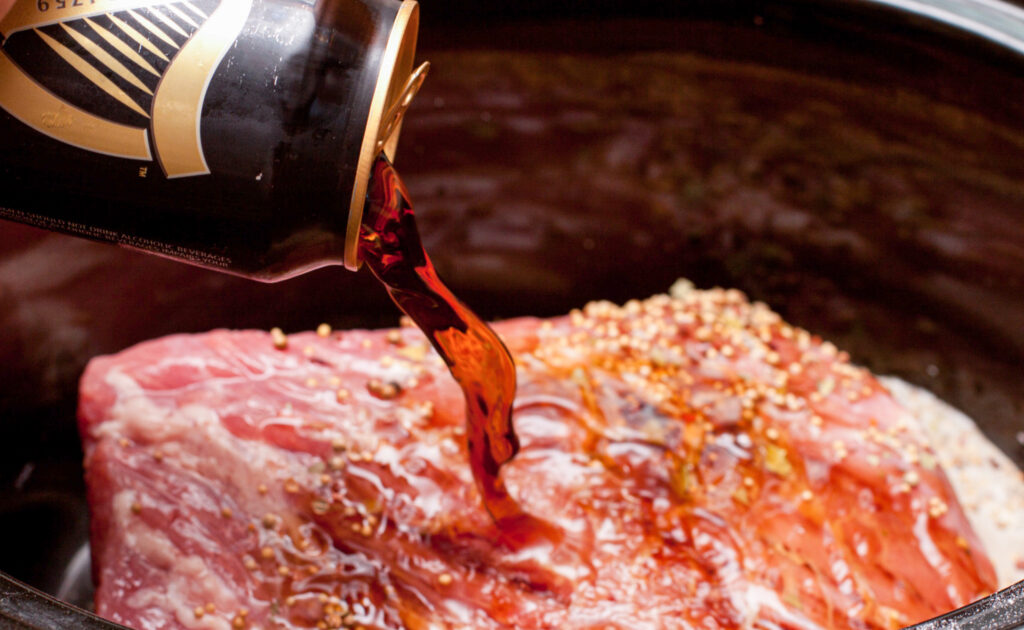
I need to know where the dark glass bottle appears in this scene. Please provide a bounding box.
[0,0,422,280]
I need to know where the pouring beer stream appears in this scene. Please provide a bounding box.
[0,0,549,539]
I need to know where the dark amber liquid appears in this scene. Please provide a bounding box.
[359,155,532,531]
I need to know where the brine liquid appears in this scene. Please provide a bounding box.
[358,155,541,536]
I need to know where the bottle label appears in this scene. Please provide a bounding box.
[0,0,252,177]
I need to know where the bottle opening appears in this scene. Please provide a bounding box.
[344,0,422,271]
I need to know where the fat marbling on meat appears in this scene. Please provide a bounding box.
[78,283,996,630]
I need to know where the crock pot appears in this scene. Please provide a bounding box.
[2,0,1023,627]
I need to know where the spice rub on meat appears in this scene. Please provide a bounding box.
[78,282,996,630]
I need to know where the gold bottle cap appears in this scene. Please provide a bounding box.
[377,60,430,157]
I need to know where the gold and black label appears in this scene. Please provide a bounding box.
[0,0,402,280]
[0,0,252,177]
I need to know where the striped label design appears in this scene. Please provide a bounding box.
[0,0,252,177]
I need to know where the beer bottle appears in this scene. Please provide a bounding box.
[0,0,424,280]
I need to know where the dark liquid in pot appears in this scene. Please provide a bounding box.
[359,155,551,541]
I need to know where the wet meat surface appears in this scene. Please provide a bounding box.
[79,284,995,629]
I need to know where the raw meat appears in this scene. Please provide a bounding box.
[78,283,996,630]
